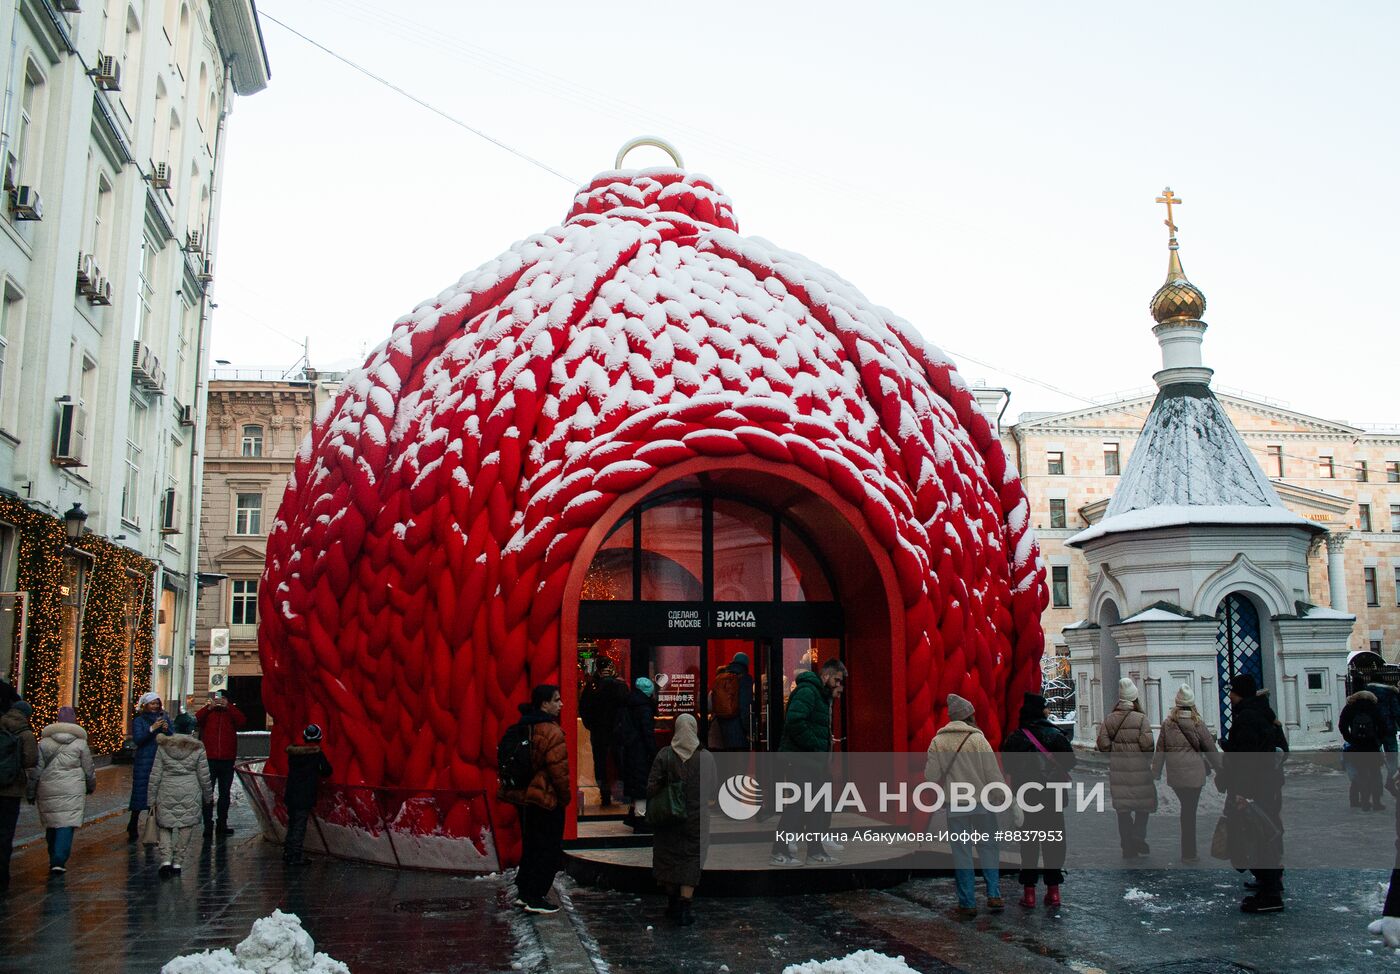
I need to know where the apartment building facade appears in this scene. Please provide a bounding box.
[0,0,267,744]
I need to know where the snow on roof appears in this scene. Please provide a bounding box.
[1104,385,1286,518]
[1067,503,1315,546]
[1302,605,1356,621]
[1120,606,1195,624]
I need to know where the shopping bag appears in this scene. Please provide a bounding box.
[142,806,161,846]
[1209,812,1230,860]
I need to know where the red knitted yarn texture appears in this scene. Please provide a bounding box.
[260,168,1048,863]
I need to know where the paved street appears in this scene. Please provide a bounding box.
[0,767,1396,973]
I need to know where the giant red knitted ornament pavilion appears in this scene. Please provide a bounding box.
[260,158,1047,864]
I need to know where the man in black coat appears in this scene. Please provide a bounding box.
[1217,674,1287,913]
[579,660,628,806]
[1003,692,1076,907]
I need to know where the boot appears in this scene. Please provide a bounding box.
[1018,885,1036,908]
[127,811,140,842]
[217,819,235,837]
[1045,886,1061,908]
[678,897,695,926]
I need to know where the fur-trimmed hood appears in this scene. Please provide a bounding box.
[158,733,206,758]
[1348,690,1379,706]
[41,722,86,745]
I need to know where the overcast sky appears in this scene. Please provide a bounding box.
[211,0,1399,426]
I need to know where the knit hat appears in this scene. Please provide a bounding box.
[1118,678,1139,703]
[56,706,77,723]
[1019,692,1048,723]
[0,679,17,712]
[635,677,655,697]
[731,652,750,669]
[1229,674,1257,698]
[303,723,323,743]
[138,692,161,708]
[1174,684,1195,708]
[173,713,197,735]
[946,693,974,722]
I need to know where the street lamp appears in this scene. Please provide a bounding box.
[63,502,87,541]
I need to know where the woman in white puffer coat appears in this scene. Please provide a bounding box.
[147,713,212,879]
[34,706,96,873]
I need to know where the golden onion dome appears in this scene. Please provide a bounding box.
[1149,244,1207,323]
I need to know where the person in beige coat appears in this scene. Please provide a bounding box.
[925,693,1005,916]
[146,728,212,878]
[1151,685,1221,862]
[34,706,95,873]
[1097,678,1156,858]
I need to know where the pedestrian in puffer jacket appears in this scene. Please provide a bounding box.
[497,687,568,913]
[617,678,658,830]
[1341,690,1385,811]
[0,685,38,891]
[1097,678,1156,858]
[34,706,95,873]
[127,692,171,841]
[1003,692,1076,907]
[147,731,212,878]
[1151,685,1221,862]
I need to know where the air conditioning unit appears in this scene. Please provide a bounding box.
[179,404,196,426]
[89,278,112,306]
[52,401,86,467]
[89,55,120,91]
[76,253,95,292]
[198,259,214,285]
[184,230,203,254]
[148,162,170,190]
[149,363,166,394]
[161,487,180,534]
[55,0,81,11]
[9,185,42,220]
[210,628,230,654]
[131,340,154,383]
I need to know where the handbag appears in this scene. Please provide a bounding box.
[646,754,687,829]
[141,806,161,845]
[1210,812,1230,860]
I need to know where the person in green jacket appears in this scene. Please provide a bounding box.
[770,659,847,865]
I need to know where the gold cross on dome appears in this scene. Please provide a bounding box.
[1156,187,1182,235]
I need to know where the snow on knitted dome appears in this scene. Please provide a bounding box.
[260,165,1047,851]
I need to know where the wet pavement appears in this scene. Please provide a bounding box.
[0,769,1396,973]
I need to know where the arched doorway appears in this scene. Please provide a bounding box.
[1215,592,1264,737]
[574,483,845,812]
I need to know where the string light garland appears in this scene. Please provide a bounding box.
[1,496,157,753]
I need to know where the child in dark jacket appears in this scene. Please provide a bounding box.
[283,723,333,866]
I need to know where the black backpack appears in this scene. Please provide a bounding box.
[496,721,535,792]
[1350,708,1380,748]
[0,728,22,788]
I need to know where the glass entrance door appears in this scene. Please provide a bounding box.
[639,643,702,748]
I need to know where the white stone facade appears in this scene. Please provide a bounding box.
[0,2,267,703]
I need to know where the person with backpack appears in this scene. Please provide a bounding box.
[146,712,212,879]
[710,652,754,751]
[127,693,172,841]
[284,724,333,866]
[498,685,569,914]
[1096,678,1156,858]
[647,712,716,926]
[1368,682,1400,777]
[1003,692,1076,908]
[32,706,95,874]
[0,682,38,891]
[196,690,246,836]
[770,658,847,865]
[1152,684,1222,861]
[1342,689,1385,811]
[578,660,626,807]
[617,677,658,832]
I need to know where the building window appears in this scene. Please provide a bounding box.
[1267,445,1283,478]
[1390,504,1400,532]
[1048,498,1067,529]
[1103,442,1120,476]
[121,399,146,524]
[135,238,156,342]
[12,61,46,192]
[0,283,21,431]
[1389,462,1400,484]
[1359,504,1372,532]
[234,493,262,535]
[1357,460,1369,482]
[1365,567,1379,607]
[1051,565,1070,608]
[229,579,257,625]
[1046,451,1064,476]
[1395,567,1400,607]
[93,172,115,270]
[1318,456,1334,479]
[241,425,263,457]
[1372,639,1384,654]
[1306,672,1324,691]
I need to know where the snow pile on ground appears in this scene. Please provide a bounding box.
[782,951,922,974]
[1122,887,1157,904]
[161,910,350,974]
